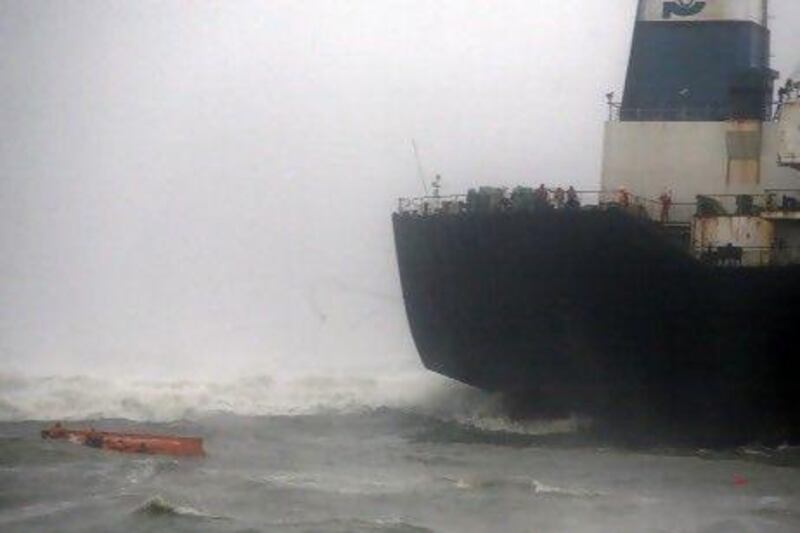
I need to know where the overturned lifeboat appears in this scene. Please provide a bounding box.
[41,422,205,457]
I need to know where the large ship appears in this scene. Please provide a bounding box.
[392,0,800,441]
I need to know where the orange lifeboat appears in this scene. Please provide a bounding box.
[41,422,205,457]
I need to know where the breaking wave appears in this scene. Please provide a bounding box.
[441,475,603,498]
[249,470,420,496]
[0,371,442,422]
[0,371,583,439]
[134,495,226,520]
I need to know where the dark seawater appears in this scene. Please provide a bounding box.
[2,375,800,532]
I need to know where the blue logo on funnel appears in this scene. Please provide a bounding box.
[663,0,707,19]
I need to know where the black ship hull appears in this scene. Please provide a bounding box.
[393,209,800,442]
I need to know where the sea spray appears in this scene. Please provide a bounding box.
[0,371,442,422]
[0,370,582,438]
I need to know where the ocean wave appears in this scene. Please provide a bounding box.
[694,445,800,467]
[249,470,423,496]
[124,457,176,485]
[267,517,434,533]
[134,495,226,520]
[530,479,604,498]
[442,475,603,498]
[0,372,591,448]
[410,379,587,438]
[0,372,440,422]
[0,371,581,438]
[455,413,590,436]
[0,500,81,526]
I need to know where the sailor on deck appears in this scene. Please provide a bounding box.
[617,187,630,209]
[659,189,673,223]
[566,186,580,209]
[534,184,550,209]
[553,187,565,209]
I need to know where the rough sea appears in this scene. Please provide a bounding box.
[1,373,799,533]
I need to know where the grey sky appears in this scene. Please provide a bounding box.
[1,1,798,379]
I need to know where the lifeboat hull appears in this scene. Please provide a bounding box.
[41,425,205,457]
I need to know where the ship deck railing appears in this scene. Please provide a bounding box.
[694,190,800,218]
[397,189,669,221]
[397,189,800,224]
[606,102,781,122]
[695,245,800,268]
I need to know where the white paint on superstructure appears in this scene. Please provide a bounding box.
[601,121,800,221]
[778,100,800,168]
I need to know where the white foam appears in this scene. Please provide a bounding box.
[456,413,590,436]
[444,475,603,498]
[530,479,604,498]
[0,371,441,422]
[411,379,587,436]
[252,471,417,496]
[1,370,588,435]
[136,495,223,519]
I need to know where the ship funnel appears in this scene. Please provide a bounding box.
[622,0,774,121]
[637,0,767,25]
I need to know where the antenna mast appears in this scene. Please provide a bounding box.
[411,139,429,195]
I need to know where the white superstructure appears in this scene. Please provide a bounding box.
[601,0,800,266]
[601,121,799,219]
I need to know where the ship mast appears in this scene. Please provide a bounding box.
[411,139,429,195]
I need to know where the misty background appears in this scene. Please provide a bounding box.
[2,0,799,381]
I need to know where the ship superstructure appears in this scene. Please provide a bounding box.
[392,0,800,441]
[604,0,800,267]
